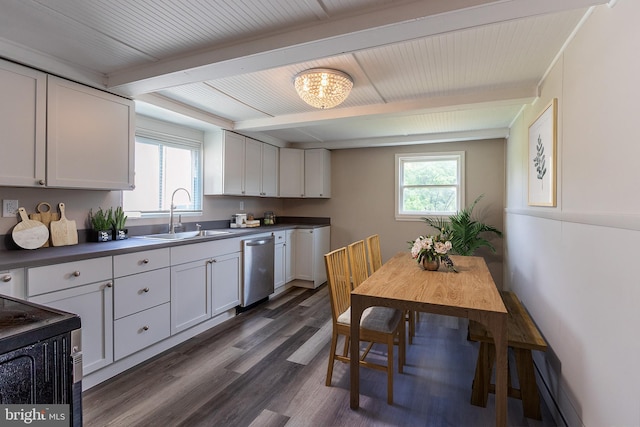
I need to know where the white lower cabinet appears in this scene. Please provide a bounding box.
[170,259,212,334]
[210,252,241,314]
[29,280,114,375]
[274,231,286,289]
[294,226,330,288]
[285,229,296,283]
[27,257,114,375]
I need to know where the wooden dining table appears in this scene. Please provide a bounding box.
[350,253,509,427]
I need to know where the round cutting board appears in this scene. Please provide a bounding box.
[12,207,49,250]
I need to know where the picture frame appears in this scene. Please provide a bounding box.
[528,98,557,206]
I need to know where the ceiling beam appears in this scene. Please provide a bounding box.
[107,0,606,96]
[234,85,537,132]
[295,128,510,150]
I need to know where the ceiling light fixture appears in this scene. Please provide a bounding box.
[294,68,353,109]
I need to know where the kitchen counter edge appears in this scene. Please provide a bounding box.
[0,224,328,270]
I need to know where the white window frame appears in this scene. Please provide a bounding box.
[395,151,465,221]
[123,116,204,219]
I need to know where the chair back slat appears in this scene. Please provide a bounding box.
[324,247,351,322]
[366,234,383,274]
[348,240,369,289]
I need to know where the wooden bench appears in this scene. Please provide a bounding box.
[469,291,548,420]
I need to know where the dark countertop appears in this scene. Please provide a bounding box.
[0,223,329,270]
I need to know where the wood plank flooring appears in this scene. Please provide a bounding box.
[83,285,558,427]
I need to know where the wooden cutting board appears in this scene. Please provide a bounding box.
[29,202,59,247]
[12,207,50,250]
[50,202,78,246]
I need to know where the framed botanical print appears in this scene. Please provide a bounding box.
[528,98,557,206]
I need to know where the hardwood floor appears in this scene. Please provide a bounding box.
[83,285,558,427]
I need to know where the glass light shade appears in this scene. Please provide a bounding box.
[294,68,353,109]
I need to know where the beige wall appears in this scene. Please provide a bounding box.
[283,139,506,287]
[505,2,640,426]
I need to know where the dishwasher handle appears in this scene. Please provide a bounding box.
[245,237,274,247]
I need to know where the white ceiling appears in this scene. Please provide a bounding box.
[0,0,609,148]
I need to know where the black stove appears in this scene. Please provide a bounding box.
[0,295,81,354]
[0,295,82,426]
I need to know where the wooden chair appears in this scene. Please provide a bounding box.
[365,234,383,274]
[366,234,416,343]
[324,247,405,404]
[347,240,369,289]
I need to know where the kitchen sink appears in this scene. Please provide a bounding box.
[139,230,232,240]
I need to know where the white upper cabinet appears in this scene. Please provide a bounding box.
[279,148,331,198]
[0,60,135,190]
[46,76,135,190]
[261,142,279,197]
[0,60,46,187]
[204,130,278,197]
[279,148,305,197]
[304,149,331,198]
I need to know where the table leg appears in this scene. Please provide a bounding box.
[471,312,508,427]
[350,295,366,409]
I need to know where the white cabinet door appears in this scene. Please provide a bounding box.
[261,143,279,197]
[244,137,262,196]
[30,281,114,375]
[304,149,331,198]
[46,75,134,190]
[295,229,314,281]
[294,226,330,288]
[170,259,211,334]
[279,148,305,197]
[0,60,46,187]
[274,242,286,289]
[285,229,296,283]
[210,252,241,314]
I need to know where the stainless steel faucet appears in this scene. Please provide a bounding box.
[169,187,191,234]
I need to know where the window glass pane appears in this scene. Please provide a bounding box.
[403,160,458,185]
[402,187,457,213]
[123,137,201,214]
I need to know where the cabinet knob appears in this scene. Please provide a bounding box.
[38,179,45,186]
[105,282,113,288]
[2,275,11,283]
[142,287,150,293]
[142,326,149,331]
[73,271,81,277]
[142,259,150,264]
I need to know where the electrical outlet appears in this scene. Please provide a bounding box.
[240,201,244,210]
[3,200,19,217]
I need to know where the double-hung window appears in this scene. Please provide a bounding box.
[123,117,203,217]
[395,151,465,220]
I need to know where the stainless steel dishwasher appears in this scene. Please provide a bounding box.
[241,235,275,308]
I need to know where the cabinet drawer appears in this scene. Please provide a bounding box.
[171,237,242,265]
[0,268,26,299]
[113,268,170,319]
[113,248,170,277]
[272,230,285,244]
[28,257,112,297]
[114,302,170,360]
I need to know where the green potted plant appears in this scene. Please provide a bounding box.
[111,206,128,240]
[422,194,502,256]
[89,207,113,242]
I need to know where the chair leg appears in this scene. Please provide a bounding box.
[406,310,414,344]
[398,317,405,373]
[387,335,394,405]
[326,330,340,386]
